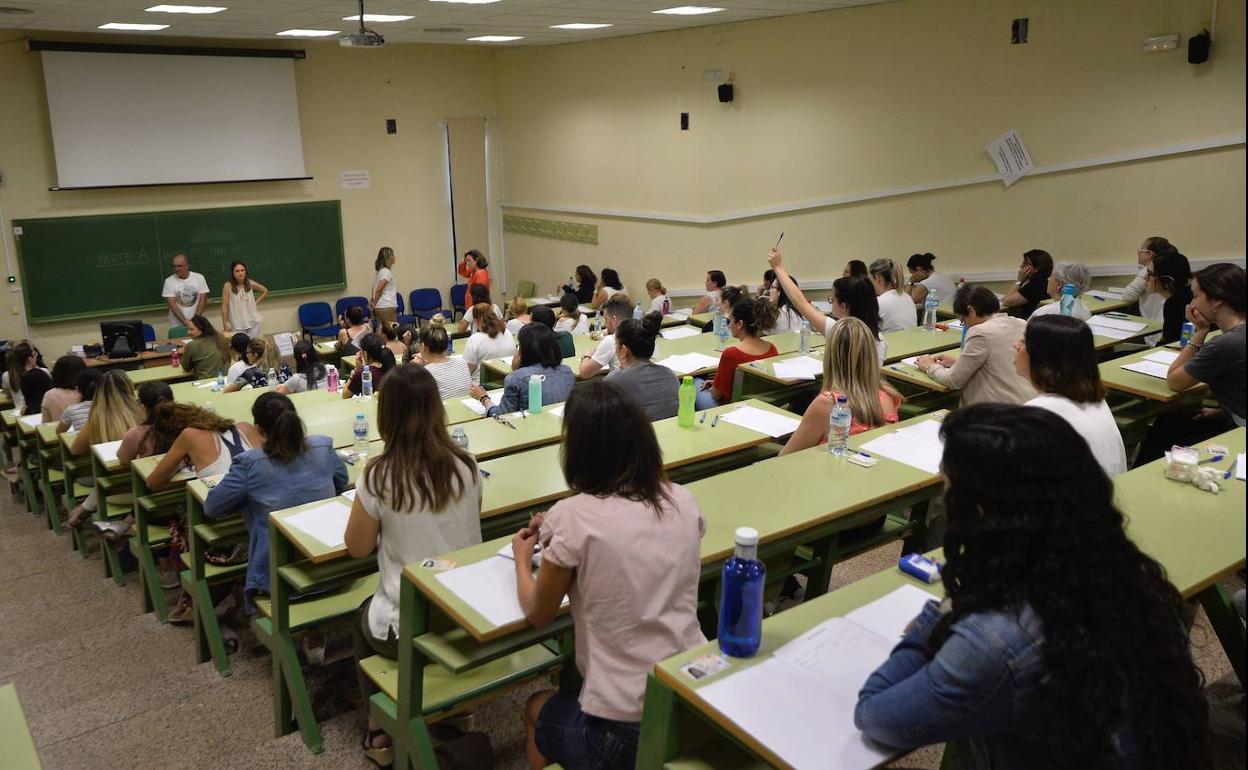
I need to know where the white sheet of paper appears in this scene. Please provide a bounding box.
[1086,316,1147,333]
[670,309,692,319]
[1143,350,1180,365]
[1121,360,1171,379]
[656,353,720,375]
[282,501,352,549]
[943,319,964,328]
[774,617,898,693]
[194,380,218,389]
[1087,325,1135,340]
[1088,290,1123,300]
[844,585,936,640]
[660,325,702,340]
[342,488,357,502]
[771,356,822,381]
[719,405,802,438]
[1238,454,1246,481]
[19,414,42,427]
[436,557,553,628]
[985,128,1034,186]
[460,398,487,416]
[899,356,921,367]
[92,439,124,466]
[274,332,296,357]
[895,419,944,446]
[1107,286,1127,295]
[547,404,565,417]
[859,432,942,474]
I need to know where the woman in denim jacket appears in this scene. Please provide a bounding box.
[470,323,574,416]
[856,403,1211,770]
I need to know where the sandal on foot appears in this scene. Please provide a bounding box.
[363,728,394,769]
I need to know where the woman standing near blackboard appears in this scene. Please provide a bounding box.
[371,247,399,324]
[221,261,268,337]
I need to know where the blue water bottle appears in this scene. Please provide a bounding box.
[1059,283,1076,316]
[1179,322,1195,348]
[718,527,765,657]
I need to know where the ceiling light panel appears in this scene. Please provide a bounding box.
[652,6,726,14]
[145,5,227,13]
[276,28,340,36]
[551,23,613,29]
[343,14,414,22]
[98,22,170,30]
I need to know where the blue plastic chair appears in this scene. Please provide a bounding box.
[298,302,339,340]
[394,293,416,326]
[336,296,370,322]
[142,323,157,342]
[409,289,449,322]
[449,284,468,320]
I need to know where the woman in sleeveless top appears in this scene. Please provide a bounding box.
[221,261,268,337]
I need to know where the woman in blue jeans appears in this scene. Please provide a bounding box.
[856,403,1211,770]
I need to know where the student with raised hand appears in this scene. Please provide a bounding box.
[1144,249,1194,344]
[514,380,706,770]
[64,370,145,529]
[530,305,575,359]
[691,269,727,314]
[1136,263,1246,464]
[462,304,517,382]
[457,248,490,293]
[471,323,574,416]
[505,296,532,336]
[855,403,1211,770]
[645,278,672,315]
[457,283,503,334]
[780,317,901,455]
[767,247,887,363]
[226,332,251,383]
[903,252,957,307]
[558,264,597,305]
[695,296,779,410]
[1016,315,1126,477]
[343,333,397,398]
[4,341,46,414]
[580,295,632,378]
[916,285,1035,406]
[1002,248,1054,319]
[554,293,590,335]
[608,311,679,420]
[344,365,483,767]
[220,260,267,336]
[409,320,472,399]
[277,340,327,394]
[223,336,289,393]
[338,305,372,353]
[843,259,868,278]
[1121,235,1176,319]
[57,368,102,433]
[205,392,348,615]
[180,314,230,380]
[1030,260,1093,320]
[868,258,918,333]
[370,247,399,324]
[42,355,85,423]
[767,274,804,333]
[591,267,627,310]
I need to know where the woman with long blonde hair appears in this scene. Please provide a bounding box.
[781,316,902,455]
[64,370,147,527]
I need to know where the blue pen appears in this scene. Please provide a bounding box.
[1198,455,1225,465]
[711,414,719,427]
[854,449,872,459]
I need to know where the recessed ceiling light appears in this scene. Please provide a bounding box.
[550,23,613,29]
[98,22,170,30]
[652,6,725,14]
[276,28,340,37]
[467,35,523,42]
[145,5,227,13]
[343,14,414,22]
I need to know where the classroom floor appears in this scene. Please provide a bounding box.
[1,488,1242,770]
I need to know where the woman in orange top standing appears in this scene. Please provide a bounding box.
[458,249,491,293]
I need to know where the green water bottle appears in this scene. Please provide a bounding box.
[678,375,696,428]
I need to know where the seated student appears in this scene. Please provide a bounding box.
[1002,248,1054,319]
[916,286,1035,406]
[504,296,532,336]
[695,296,779,410]
[717,284,747,317]
[226,332,251,383]
[457,283,504,334]
[1136,263,1246,464]
[903,252,957,307]
[20,368,52,418]
[589,267,628,311]
[57,368,102,433]
[1121,235,1175,320]
[380,322,407,361]
[869,258,918,333]
[277,340,327,394]
[768,247,888,363]
[471,323,574,415]
[769,275,805,333]
[42,354,85,423]
[855,403,1211,770]
[530,305,575,359]
[608,311,679,420]
[344,365,483,766]
[410,321,472,399]
[1030,260,1093,320]
[338,305,372,352]
[180,315,230,380]
[514,380,706,770]
[759,268,778,298]
[1016,316,1127,477]
[4,342,46,414]
[780,317,902,455]
[645,278,672,315]
[1145,249,1194,345]
[223,336,289,393]
[844,259,868,278]
[558,264,597,305]
[204,392,348,614]
[691,269,727,314]
[62,370,146,528]
[343,333,397,398]
[462,304,516,382]
[554,293,590,336]
[580,295,632,378]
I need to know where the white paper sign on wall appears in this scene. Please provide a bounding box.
[985,130,1034,187]
[340,170,371,190]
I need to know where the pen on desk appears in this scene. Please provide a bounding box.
[479,468,491,478]
[1104,312,1129,319]
[1198,455,1225,465]
[700,411,707,424]
[711,414,719,428]
[854,449,872,459]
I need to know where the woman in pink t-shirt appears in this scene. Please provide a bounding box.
[512,380,707,770]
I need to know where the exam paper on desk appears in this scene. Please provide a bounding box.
[1143,350,1180,366]
[92,439,124,465]
[858,420,944,474]
[659,325,702,340]
[18,414,42,427]
[1120,360,1171,380]
[1087,316,1146,334]
[770,355,823,381]
[458,389,504,416]
[718,405,802,438]
[283,500,353,549]
[435,556,567,628]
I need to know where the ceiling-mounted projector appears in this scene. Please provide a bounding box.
[341,0,386,47]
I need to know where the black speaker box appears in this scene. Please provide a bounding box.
[1188,31,1210,64]
[718,83,734,103]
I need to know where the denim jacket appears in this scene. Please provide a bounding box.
[203,435,348,610]
[855,600,1144,770]
[488,364,575,416]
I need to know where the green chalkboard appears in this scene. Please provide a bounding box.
[15,200,345,324]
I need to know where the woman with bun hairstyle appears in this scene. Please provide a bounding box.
[904,252,958,308]
[414,317,473,399]
[608,311,680,420]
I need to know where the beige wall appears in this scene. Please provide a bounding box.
[493,0,1246,299]
[0,33,496,354]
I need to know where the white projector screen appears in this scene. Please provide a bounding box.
[41,50,307,189]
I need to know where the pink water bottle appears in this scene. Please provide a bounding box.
[170,347,180,368]
[326,364,339,394]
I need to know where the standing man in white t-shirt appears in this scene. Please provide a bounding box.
[162,253,210,329]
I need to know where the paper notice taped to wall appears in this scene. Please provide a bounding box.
[985,130,1033,186]
[340,170,371,190]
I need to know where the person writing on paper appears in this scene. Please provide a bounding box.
[558,264,597,305]
[554,293,590,336]
[514,380,706,770]
[1120,236,1176,319]
[608,311,680,420]
[694,296,779,410]
[779,317,901,455]
[768,247,888,363]
[1002,249,1054,319]
[1030,261,1093,320]
[645,278,672,315]
[869,258,918,333]
[1144,250,1194,344]
[915,285,1035,406]
[63,370,146,530]
[226,333,251,383]
[855,404,1210,770]
[344,365,483,767]
[457,248,490,293]
[410,320,472,399]
[462,305,517,382]
[342,333,397,399]
[903,252,956,307]
[1016,315,1126,477]
[691,270,727,314]
[590,267,627,310]
[41,355,85,423]
[579,295,632,378]
[220,261,268,336]
[370,247,399,324]
[470,323,574,416]
[1136,263,1246,464]
[205,392,349,615]
[162,253,209,329]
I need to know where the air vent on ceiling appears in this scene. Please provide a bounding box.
[0,6,35,14]
[423,27,465,33]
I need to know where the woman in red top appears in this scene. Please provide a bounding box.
[458,249,490,293]
[695,295,779,409]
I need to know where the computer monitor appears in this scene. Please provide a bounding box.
[100,320,144,359]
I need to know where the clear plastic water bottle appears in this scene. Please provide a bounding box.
[594,313,603,335]
[447,335,454,354]
[922,292,939,331]
[266,367,277,388]
[633,302,642,320]
[677,375,696,428]
[361,366,373,397]
[718,526,765,658]
[216,369,225,391]
[798,319,811,354]
[527,374,544,414]
[828,395,851,456]
[451,426,469,451]
[714,307,729,348]
[1059,283,1076,316]
[326,364,339,394]
[353,412,369,456]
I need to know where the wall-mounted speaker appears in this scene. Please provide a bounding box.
[1188,30,1211,63]
[717,83,734,103]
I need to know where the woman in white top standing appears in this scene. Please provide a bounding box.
[1030,261,1093,321]
[1015,315,1126,476]
[644,278,672,315]
[590,268,627,310]
[905,252,958,308]
[462,304,516,381]
[220,261,268,336]
[868,258,918,333]
[370,246,399,324]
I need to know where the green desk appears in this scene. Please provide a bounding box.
[1100,345,1206,403]
[480,334,601,385]
[687,312,714,331]
[125,364,195,385]
[0,683,42,770]
[1043,293,1132,314]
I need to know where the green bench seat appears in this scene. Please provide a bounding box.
[253,573,379,631]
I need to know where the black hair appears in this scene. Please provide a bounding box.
[846,260,868,277]
[832,275,881,337]
[359,333,397,381]
[464,248,488,268]
[601,268,623,290]
[707,270,727,289]
[953,284,1000,317]
[1149,250,1192,293]
[252,391,307,464]
[517,323,563,369]
[20,368,51,416]
[530,305,557,329]
[137,380,174,422]
[291,340,326,388]
[762,269,776,285]
[1143,236,1176,256]
[559,293,581,320]
[51,355,86,390]
[730,296,780,337]
[345,305,366,326]
[1023,316,1103,403]
[615,311,662,359]
[75,367,103,400]
[1023,249,1054,277]
[574,265,596,287]
[906,253,936,271]
[720,285,746,309]
[775,275,798,312]
[469,283,491,306]
[230,332,250,357]
[1193,263,1246,315]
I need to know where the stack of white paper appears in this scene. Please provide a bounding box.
[1088,290,1124,301]
[1237,454,1246,482]
[719,406,802,438]
[436,557,568,626]
[1120,360,1170,379]
[92,439,124,466]
[18,414,42,427]
[1143,350,1180,366]
[458,389,504,415]
[660,325,702,340]
[772,356,823,381]
[656,352,721,375]
[859,420,944,474]
[283,501,352,548]
[1087,316,1147,340]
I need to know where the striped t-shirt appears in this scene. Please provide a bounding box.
[425,358,474,400]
